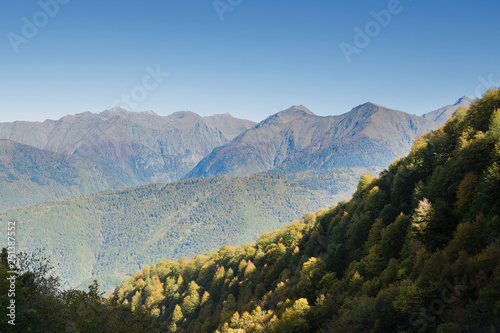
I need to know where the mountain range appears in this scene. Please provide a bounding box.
[185,101,464,178]
[0,96,474,288]
[0,110,254,211]
[0,109,255,185]
[0,97,472,212]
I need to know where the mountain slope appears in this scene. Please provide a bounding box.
[0,172,358,289]
[0,109,255,185]
[185,102,463,179]
[423,96,474,125]
[113,89,500,332]
[0,140,123,211]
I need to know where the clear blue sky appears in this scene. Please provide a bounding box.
[0,0,499,122]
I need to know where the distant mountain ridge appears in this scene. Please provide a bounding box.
[0,109,256,186]
[185,98,473,179]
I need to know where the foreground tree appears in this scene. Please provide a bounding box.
[0,248,162,332]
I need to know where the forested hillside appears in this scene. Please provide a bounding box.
[0,140,124,211]
[0,172,358,290]
[114,90,500,332]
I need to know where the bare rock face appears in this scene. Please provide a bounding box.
[0,109,256,186]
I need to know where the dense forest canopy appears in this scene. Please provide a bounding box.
[113,89,500,332]
[1,172,360,290]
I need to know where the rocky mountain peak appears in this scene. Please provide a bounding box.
[168,111,202,120]
[423,96,474,125]
[257,105,315,128]
[276,105,315,117]
[455,96,474,106]
[347,102,388,119]
[100,107,130,116]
